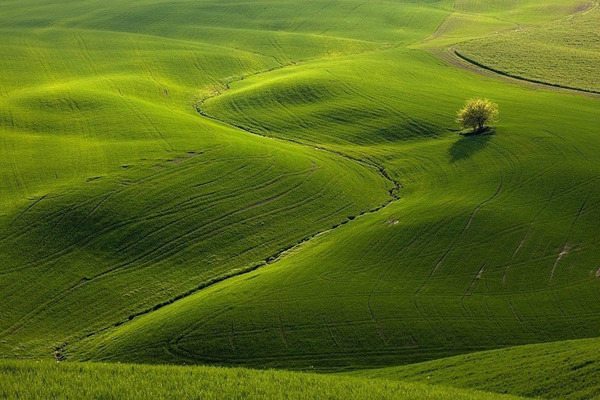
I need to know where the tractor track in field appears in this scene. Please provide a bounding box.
[58,65,402,360]
[60,166,399,361]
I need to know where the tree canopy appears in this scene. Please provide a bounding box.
[457,98,499,132]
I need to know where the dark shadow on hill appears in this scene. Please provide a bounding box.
[372,119,441,142]
[449,128,494,163]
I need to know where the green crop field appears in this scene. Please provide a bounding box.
[353,337,600,400]
[0,359,524,400]
[1,0,599,398]
[455,4,600,93]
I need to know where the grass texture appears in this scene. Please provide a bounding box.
[0,1,599,398]
[455,3,600,92]
[0,359,524,400]
[354,337,600,400]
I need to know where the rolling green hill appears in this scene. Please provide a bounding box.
[68,11,600,370]
[1,0,600,398]
[353,337,600,400]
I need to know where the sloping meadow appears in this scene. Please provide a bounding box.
[1,1,600,398]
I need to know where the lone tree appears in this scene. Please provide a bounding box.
[457,98,498,132]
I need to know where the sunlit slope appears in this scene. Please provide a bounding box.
[455,6,600,93]
[2,0,449,208]
[2,0,600,378]
[72,46,600,369]
[0,0,450,46]
[355,337,600,400]
[0,360,524,400]
[1,0,415,357]
[413,0,595,47]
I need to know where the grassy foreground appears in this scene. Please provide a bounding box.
[353,337,600,400]
[0,360,523,400]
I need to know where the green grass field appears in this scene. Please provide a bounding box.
[0,360,524,400]
[455,4,600,92]
[353,337,600,400]
[1,0,599,398]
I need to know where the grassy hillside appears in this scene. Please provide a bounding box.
[0,360,523,400]
[70,4,600,370]
[0,0,400,357]
[1,1,600,396]
[455,4,600,92]
[354,337,600,400]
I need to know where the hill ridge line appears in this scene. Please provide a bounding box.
[193,61,402,198]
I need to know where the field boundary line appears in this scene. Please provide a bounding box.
[451,49,600,97]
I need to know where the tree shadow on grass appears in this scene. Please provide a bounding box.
[449,128,494,163]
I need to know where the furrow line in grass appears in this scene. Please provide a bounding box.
[195,107,401,199]
[452,49,600,97]
[414,177,503,297]
[59,181,398,361]
[4,194,47,231]
[3,175,315,336]
[59,76,404,362]
[1,149,221,242]
[1,154,280,275]
[193,59,403,196]
[503,186,557,288]
[549,199,587,285]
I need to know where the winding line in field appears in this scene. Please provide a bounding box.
[58,71,402,360]
[449,49,600,97]
[426,0,600,97]
[194,67,401,199]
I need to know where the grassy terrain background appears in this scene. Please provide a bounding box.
[70,5,600,370]
[454,3,600,92]
[1,0,600,398]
